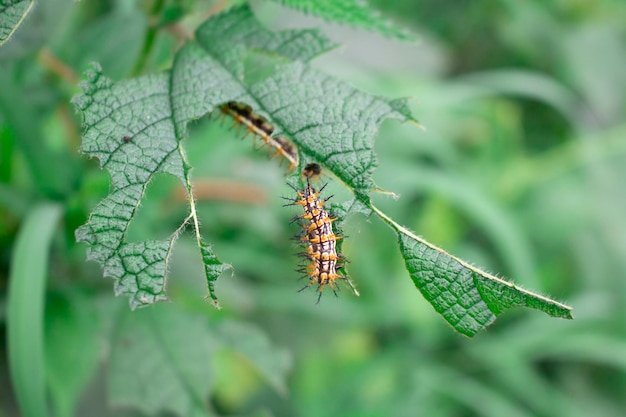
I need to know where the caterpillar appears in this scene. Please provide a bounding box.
[220,101,299,171]
[287,176,346,301]
[302,162,322,181]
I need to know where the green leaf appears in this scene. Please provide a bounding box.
[0,0,34,45]
[173,4,338,136]
[394,225,573,337]
[194,7,419,200]
[190,11,418,199]
[45,293,101,417]
[195,4,338,63]
[216,320,292,395]
[109,304,217,416]
[201,240,232,308]
[73,68,185,309]
[73,64,232,309]
[269,0,415,40]
[75,5,572,336]
[246,62,415,201]
[7,202,62,417]
[74,5,410,309]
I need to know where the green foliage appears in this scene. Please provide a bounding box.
[109,304,217,415]
[74,4,570,336]
[108,303,290,416]
[0,0,33,45]
[45,293,101,417]
[214,320,292,395]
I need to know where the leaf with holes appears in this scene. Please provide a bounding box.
[75,4,572,335]
[245,63,415,200]
[74,5,414,308]
[73,70,194,309]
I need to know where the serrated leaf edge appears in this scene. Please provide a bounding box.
[371,203,573,316]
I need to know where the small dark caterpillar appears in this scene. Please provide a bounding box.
[287,176,347,301]
[220,101,299,171]
[302,162,322,181]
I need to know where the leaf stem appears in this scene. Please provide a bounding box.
[38,48,79,84]
[187,184,203,247]
[175,142,213,302]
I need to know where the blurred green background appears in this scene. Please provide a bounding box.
[1,0,625,416]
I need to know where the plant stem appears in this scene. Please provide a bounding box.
[132,0,166,76]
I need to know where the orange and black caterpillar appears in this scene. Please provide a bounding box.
[220,101,299,171]
[286,175,347,301]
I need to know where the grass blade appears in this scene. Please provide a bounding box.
[7,202,62,417]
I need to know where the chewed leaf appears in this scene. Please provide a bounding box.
[200,241,232,309]
[0,0,34,45]
[73,5,572,335]
[269,0,415,41]
[249,62,416,200]
[172,4,337,136]
[74,6,339,308]
[72,70,184,185]
[73,65,231,308]
[184,7,419,202]
[73,68,183,309]
[170,41,247,136]
[398,231,573,337]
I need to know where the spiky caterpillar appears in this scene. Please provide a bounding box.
[219,101,299,171]
[287,175,347,301]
